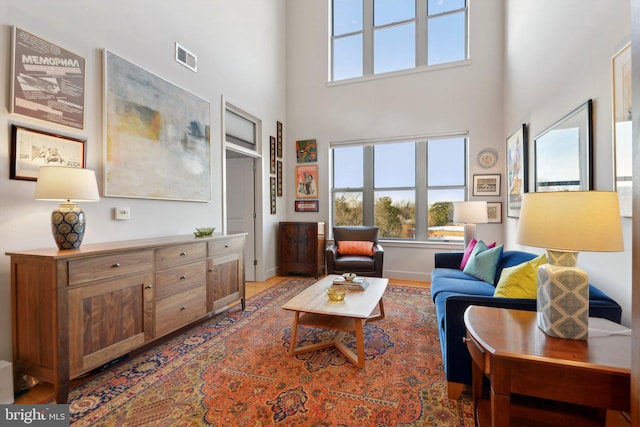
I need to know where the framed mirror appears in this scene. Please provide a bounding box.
[534,99,593,192]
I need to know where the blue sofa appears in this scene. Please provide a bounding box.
[430,250,623,400]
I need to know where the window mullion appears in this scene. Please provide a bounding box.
[415,141,427,240]
[416,0,427,67]
[363,145,375,225]
[363,0,374,75]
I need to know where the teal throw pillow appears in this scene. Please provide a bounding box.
[462,241,504,284]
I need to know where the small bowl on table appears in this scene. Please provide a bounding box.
[326,286,347,302]
[194,227,215,237]
[342,273,357,282]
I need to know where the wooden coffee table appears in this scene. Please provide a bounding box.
[282,275,388,368]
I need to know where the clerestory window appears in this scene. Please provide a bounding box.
[331,0,469,81]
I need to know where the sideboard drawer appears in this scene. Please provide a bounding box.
[69,250,154,285]
[155,286,207,336]
[155,242,207,268]
[155,261,206,299]
[208,236,244,257]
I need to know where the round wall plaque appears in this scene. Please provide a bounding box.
[478,149,498,168]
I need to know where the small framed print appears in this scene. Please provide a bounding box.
[277,160,283,196]
[295,200,319,212]
[270,136,276,174]
[296,139,317,163]
[277,121,283,158]
[270,176,276,214]
[10,124,86,181]
[473,174,501,196]
[487,202,502,223]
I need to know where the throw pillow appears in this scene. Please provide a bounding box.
[462,241,504,283]
[460,239,497,270]
[494,253,548,298]
[337,240,374,256]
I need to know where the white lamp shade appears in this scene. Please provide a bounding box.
[453,201,488,224]
[35,166,100,202]
[516,191,623,252]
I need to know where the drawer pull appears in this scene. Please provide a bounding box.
[113,262,121,268]
[180,306,187,311]
[208,268,214,272]
[225,245,230,248]
[180,275,187,280]
[180,252,187,256]
[145,284,153,289]
[462,337,470,343]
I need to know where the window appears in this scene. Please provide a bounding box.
[225,107,257,152]
[331,0,468,81]
[331,136,467,241]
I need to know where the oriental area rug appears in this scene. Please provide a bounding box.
[60,278,474,426]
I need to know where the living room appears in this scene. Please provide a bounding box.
[0,0,635,422]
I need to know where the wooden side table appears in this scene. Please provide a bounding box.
[464,306,631,427]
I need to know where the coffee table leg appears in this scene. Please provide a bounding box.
[289,311,300,355]
[354,318,365,368]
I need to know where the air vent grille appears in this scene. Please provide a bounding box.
[175,43,197,72]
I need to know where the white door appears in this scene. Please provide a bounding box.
[226,156,256,281]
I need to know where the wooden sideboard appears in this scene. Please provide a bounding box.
[7,233,246,403]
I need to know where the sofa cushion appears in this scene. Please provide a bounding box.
[494,253,547,298]
[460,238,496,269]
[463,242,504,284]
[337,240,374,256]
[431,275,496,299]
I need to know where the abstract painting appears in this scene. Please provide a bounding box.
[104,50,211,201]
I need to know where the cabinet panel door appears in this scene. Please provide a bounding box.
[296,224,317,264]
[280,223,299,264]
[208,253,242,312]
[68,272,152,376]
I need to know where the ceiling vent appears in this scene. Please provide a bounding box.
[175,43,197,72]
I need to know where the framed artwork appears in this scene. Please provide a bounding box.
[295,200,319,212]
[506,124,528,218]
[295,164,318,199]
[11,27,86,130]
[270,136,276,174]
[473,174,501,196]
[296,139,317,163]
[534,99,592,192]
[270,176,276,214]
[613,43,632,217]
[487,202,502,223]
[104,50,211,201]
[277,160,283,196]
[10,124,85,181]
[277,121,283,158]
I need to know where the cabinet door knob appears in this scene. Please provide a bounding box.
[180,252,187,256]
[113,262,121,268]
[180,275,187,280]
[145,284,153,289]
[462,337,471,343]
[180,306,187,311]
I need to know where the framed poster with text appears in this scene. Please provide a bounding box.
[11,27,86,129]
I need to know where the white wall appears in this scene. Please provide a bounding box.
[0,0,286,361]
[503,0,632,325]
[285,0,506,281]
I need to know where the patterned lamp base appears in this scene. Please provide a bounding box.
[51,203,86,250]
[536,262,589,340]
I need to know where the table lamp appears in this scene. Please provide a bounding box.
[35,166,100,250]
[516,191,623,339]
[453,201,488,248]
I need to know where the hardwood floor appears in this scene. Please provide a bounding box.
[14,275,429,404]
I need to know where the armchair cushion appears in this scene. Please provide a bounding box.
[337,240,374,256]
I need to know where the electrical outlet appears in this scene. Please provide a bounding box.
[115,207,131,220]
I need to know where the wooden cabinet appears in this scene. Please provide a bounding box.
[279,222,325,278]
[7,233,246,403]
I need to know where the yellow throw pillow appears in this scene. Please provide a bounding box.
[494,254,547,298]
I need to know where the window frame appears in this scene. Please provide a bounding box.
[330,134,468,242]
[330,0,469,82]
